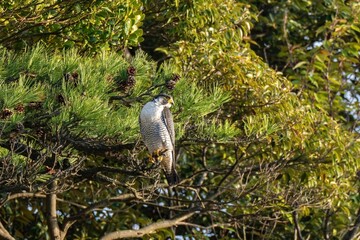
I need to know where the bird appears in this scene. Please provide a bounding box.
[139,94,179,185]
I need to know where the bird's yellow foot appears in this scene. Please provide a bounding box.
[149,148,168,163]
[148,154,156,163]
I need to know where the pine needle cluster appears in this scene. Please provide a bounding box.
[0,45,236,184]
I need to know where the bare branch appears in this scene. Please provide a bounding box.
[1,192,86,209]
[0,221,15,240]
[46,181,61,240]
[0,141,44,162]
[62,183,166,226]
[100,212,194,240]
[323,209,331,240]
[292,210,303,240]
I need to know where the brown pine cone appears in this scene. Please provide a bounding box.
[0,108,13,119]
[127,66,136,76]
[14,104,25,113]
[165,80,176,90]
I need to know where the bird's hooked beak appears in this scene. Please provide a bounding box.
[168,98,174,106]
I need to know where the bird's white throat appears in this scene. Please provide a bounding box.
[140,101,164,121]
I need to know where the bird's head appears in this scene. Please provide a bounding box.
[153,94,174,108]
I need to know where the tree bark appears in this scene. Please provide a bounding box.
[46,181,61,240]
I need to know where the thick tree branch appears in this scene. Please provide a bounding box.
[292,210,304,240]
[46,181,61,240]
[0,221,15,240]
[100,212,194,240]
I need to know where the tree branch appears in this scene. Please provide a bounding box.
[62,183,166,226]
[293,210,304,240]
[0,221,15,240]
[323,209,331,240]
[64,137,135,156]
[100,212,194,240]
[343,208,360,240]
[1,192,86,209]
[46,181,61,240]
[0,141,43,162]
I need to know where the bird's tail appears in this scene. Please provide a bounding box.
[165,168,180,186]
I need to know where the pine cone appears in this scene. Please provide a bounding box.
[165,74,180,90]
[14,104,25,113]
[127,66,136,76]
[0,108,13,119]
[165,80,177,90]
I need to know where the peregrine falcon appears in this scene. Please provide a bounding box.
[139,94,179,185]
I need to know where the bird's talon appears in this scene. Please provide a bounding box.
[157,155,164,162]
[149,148,168,163]
[148,154,156,163]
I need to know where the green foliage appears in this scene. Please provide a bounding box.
[0,0,359,240]
[1,46,233,239]
[0,0,145,52]
[139,0,360,238]
[249,0,360,129]
[0,45,228,143]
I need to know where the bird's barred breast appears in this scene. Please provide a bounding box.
[142,121,173,153]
